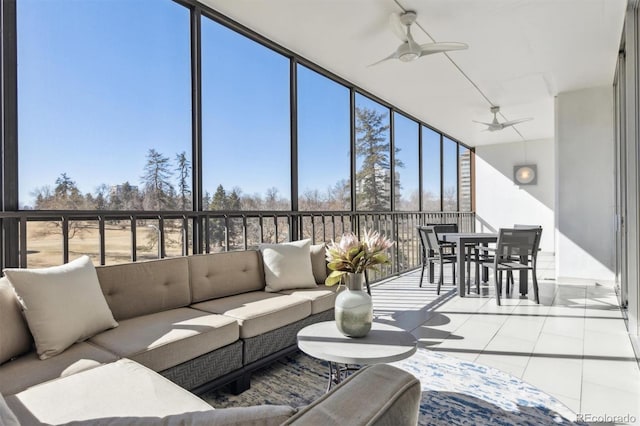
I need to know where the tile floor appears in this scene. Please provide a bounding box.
[370,254,640,425]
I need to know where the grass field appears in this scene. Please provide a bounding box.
[25,220,186,267]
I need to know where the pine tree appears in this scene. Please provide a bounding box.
[141,149,174,210]
[209,185,227,247]
[355,107,391,210]
[54,173,83,209]
[175,151,191,210]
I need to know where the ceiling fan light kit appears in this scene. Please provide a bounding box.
[369,11,468,66]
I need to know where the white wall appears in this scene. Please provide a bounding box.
[475,138,555,254]
[555,86,615,284]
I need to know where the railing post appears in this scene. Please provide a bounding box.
[131,216,137,262]
[99,216,106,265]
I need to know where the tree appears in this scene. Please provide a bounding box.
[141,149,174,210]
[355,107,391,210]
[54,173,84,209]
[94,184,109,210]
[175,151,191,210]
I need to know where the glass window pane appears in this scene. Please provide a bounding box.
[422,127,441,211]
[201,17,291,211]
[459,146,472,212]
[393,113,419,211]
[18,0,191,210]
[297,65,350,211]
[355,94,390,211]
[443,137,458,211]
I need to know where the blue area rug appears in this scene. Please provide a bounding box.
[201,348,584,426]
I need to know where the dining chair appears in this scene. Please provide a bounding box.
[481,228,538,306]
[418,225,456,294]
[507,225,543,303]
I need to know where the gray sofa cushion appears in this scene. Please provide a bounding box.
[61,406,297,426]
[189,251,265,302]
[5,359,215,425]
[90,308,239,372]
[283,364,421,426]
[278,285,338,314]
[0,341,118,396]
[96,257,191,321]
[0,277,32,365]
[192,292,311,339]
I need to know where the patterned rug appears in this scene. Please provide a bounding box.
[201,348,585,426]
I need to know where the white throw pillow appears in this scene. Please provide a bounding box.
[259,239,317,292]
[4,256,118,360]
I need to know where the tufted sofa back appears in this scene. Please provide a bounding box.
[95,257,190,321]
[188,251,265,303]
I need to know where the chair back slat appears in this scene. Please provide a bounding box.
[419,226,441,252]
[427,223,458,235]
[513,224,543,257]
[496,228,537,259]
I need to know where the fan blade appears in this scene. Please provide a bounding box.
[418,42,468,57]
[389,13,407,42]
[368,51,399,67]
[472,120,494,126]
[500,117,533,128]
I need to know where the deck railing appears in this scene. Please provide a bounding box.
[0,210,475,282]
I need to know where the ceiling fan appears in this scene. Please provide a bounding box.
[369,11,468,67]
[473,106,533,132]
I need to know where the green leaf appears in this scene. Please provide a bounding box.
[346,246,362,261]
[327,260,350,271]
[325,270,345,286]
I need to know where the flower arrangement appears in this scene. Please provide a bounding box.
[324,229,395,286]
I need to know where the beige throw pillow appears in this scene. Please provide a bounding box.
[310,243,328,284]
[259,239,317,292]
[4,256,118,360]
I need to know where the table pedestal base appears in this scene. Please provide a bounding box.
[327,362,360,392]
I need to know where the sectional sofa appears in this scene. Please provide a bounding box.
[0,240,421,425]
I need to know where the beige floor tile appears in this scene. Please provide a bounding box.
[532,332,584,358]
[582,359,640,394]
[541,316,585,338]
[580,381,640,424]
[474,353,527,378]
[522,356,583,400]
[583,330,637,359]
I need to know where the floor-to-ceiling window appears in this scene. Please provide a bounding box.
[354,94,391,211]
[297,65,350,211]
[459,145,472,212]
[17,0,191,264]
[615,3,640,352]
[393,113,419,211]
[442,137,458,211]
[5,0,474,269]
[422,126,441,211]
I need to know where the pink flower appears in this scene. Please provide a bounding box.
[324,229,395,286]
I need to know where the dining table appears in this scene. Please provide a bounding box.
[439,232,498,297]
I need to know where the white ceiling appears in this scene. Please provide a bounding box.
[199,0,626,147]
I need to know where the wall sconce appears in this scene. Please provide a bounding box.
[514,165,537,185]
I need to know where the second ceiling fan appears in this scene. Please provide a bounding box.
[474,106,533,132]
[369,11,468,66]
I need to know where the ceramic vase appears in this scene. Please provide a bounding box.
[334,272,373,337]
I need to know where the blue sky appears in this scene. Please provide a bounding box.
[17,0,457,208]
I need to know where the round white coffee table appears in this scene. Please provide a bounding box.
[297,321,417,391]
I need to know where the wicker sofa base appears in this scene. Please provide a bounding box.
[162,309,335,394]
[243,309,335,364]
[160,340,244,390]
